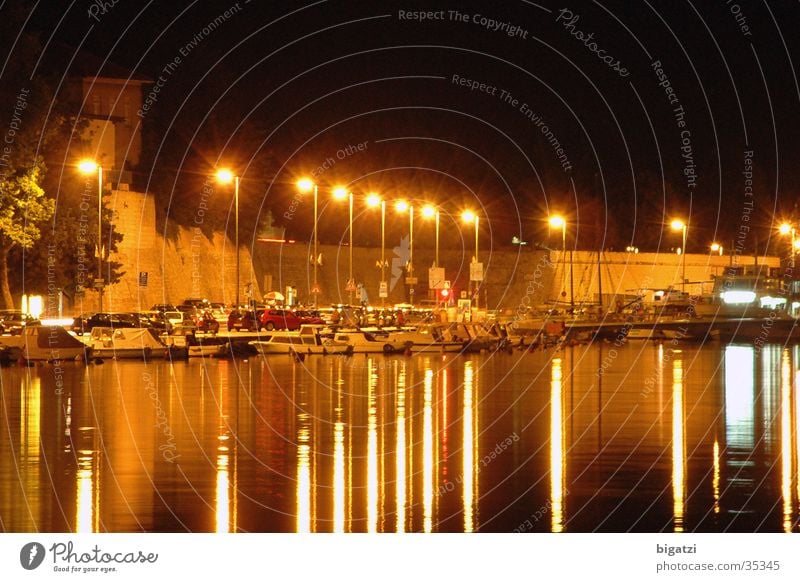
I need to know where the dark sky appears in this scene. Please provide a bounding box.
[14,0,800,254]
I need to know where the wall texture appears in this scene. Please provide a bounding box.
[77,190,779,314]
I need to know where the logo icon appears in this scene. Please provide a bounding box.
[20,542,45,570]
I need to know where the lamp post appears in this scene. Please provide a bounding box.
[549,215,571,308]
[710,242,723,256]
[78,159,105,312]
[367,193,386,306]
[298,179,320,306]
[395,200,414,305]
[779,223,799,271]
[333,187,355,305]
[216,169,240,308]
[422,205,439,267]
[462,210,480,309]
[671,219,687,292]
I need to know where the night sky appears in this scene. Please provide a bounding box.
[12,0,800,254]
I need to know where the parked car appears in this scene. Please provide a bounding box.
[150,303,179,313]
[194,310,220,333]
[227,309,260,332]
[140,310,171,333]
[0,310,35,335]
[259,309,301,331]
[71,312,140,334]
[294,310,325,325]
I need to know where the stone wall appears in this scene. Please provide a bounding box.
[79,190,779,314]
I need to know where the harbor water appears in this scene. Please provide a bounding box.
[1,342,799,532]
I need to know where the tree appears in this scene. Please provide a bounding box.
[0,5,123,309]
[0,165,54,307]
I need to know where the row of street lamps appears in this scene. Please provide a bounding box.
[296,178,481,307]
[76,156,799,310]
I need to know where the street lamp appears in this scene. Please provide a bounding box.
[422,204,440,268]
[462,210,480,309]
[216,169,241,308]
[710,242,723,256]
[367,193,386,306]
[78,159,104,312]
[395,200,415,305]
[671,219,687,292]
[298,178,320,306]
[549,215,571,308]
[333,187,355,305]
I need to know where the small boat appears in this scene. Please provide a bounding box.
[390,324,465,353]
[249,325,353,355]
[20,325,91,362]
[624,328,665,340]
[82,327,167,359]
[328,329,410,354]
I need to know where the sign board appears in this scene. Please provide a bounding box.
[138,272,148,287]
[428,267,446,289]
[405,277,418,285]
[379,281,388,298]
[470,262,484,282]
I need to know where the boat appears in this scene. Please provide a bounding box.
[19,325,91,362]
[457,323,502,352]
[82,327,168,359]
[249,325,354,355]
[390,323,466,353]
[328,329,410,353]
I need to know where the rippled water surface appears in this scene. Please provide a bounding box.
[1,342,798,532]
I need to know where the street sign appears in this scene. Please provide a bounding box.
[138,272,148,287]
[470,262,484,282]
[379,281,388,298]
[405,277,418,285]
[345,279,357,292]
[428,267,445,289]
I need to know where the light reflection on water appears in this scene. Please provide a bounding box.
[1,342,799,532]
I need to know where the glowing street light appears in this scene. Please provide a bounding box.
[367,193,387,305]
[710,242,723,256]
[78,158,105,311]
[333,186,355,304]
[671,219,688,292]
[779,222,798,271]
[216,168,241,308]
[462,210,480,309]
[297,178,320,305]
[548,215,571,308]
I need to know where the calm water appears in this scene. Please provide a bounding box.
[1,342,799,533]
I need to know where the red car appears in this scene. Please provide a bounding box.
[259,309,301,331]
[294,310,325,325]
[227,309,260,332]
